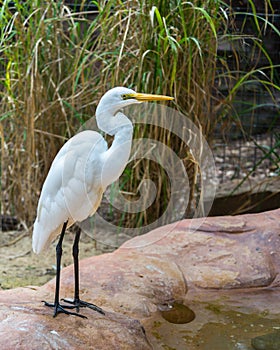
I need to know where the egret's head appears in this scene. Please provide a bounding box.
[96,86,173,117]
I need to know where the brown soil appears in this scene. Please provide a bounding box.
[0,229,103,290]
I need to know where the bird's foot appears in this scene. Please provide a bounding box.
[62,298,105,315]
[43,300,87,319]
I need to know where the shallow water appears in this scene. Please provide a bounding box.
[159,301,196,324]
[144,289,280,350]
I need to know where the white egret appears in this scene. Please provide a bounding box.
[32,86,173,318]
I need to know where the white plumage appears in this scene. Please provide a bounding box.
[32,86,173,318]
[32,130,108,253]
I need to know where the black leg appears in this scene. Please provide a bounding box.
[43,221,86,318]
[73,227,81,305]
[62,228,105,316]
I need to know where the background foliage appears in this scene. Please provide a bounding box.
[1,0,279,227]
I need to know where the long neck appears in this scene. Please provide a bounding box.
[98,112,133,189]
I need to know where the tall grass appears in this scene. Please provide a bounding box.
[92,0,225,226]
[1,0,100,224]
[1,0,279,228]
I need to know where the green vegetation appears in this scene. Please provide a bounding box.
[1,0,279,228]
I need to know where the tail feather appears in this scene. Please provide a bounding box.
[32,219,61,254]
[32,218,74,254]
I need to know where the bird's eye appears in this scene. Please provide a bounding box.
[121,94,134,100]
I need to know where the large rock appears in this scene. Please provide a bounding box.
[0,209,280,349]
[122,209,280,289]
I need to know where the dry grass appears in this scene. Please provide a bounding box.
[1,0,279,228]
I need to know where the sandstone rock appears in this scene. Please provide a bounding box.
[122,209,280,289]
[0,297,149,350]
[0,253,186,349]
[0,209,279,349]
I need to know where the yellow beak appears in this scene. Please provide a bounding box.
[124,92,174,102]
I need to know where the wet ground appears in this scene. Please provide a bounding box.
[145,290,280,350]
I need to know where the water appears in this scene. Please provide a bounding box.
[159,301,195,324]
[144,290,280,350]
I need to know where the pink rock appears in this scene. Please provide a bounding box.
[0,209,279,349]
[122,209,280,289]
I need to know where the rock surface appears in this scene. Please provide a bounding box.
[0,209,280,349]
[122,209,280,289]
